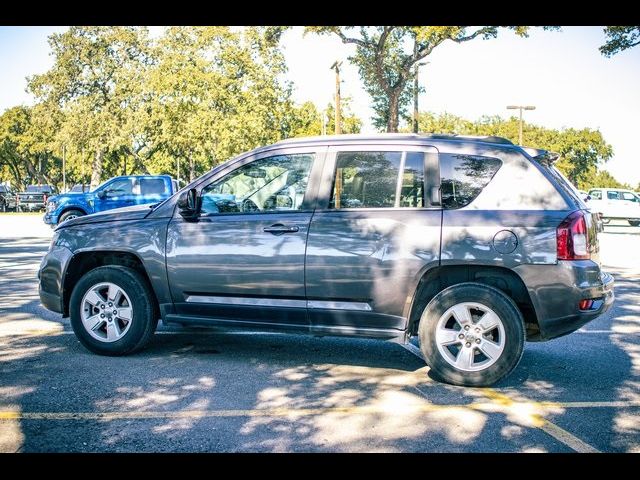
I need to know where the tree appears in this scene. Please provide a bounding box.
[144,26,296,181]
[287,99,362,137]
[576,166,631,191]
[0,106,61,189]
[28,26,152,187]
[600,26,640,57]
[413,111,614,186]
[306,26,557,132]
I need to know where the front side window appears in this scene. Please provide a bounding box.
[440,154,502,209]
[104,178,134,197]
[200,154,314,215]
[622,192,637,202]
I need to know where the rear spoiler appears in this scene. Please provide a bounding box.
[522,147,560,165]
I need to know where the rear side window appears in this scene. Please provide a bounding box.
[330,151,426,209]
[138,178,169,196]
[440,154,502,209]
[331,151,402,208]
[589,190,602,200]
[607,191,619,200]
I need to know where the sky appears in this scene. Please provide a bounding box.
[1,26,639,185]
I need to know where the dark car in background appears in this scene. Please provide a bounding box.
[17,184,56,212]
[39,134,614,387]
[0,184,18,212]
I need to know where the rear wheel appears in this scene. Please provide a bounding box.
[70,266,157,356]
[418,282,525,387]
[59,209,85,224]
[629,220,640,227]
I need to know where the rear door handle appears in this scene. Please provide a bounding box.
[263,223,300,235]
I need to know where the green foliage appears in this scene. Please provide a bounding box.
[600,26,640,57]
[576,166,631,191]
[1,26,360,191]
[411,111,616,188]
[306,26,558,132]
[287,99,362,137]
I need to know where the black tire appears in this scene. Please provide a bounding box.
[58,209,85,224]
[69,266,158,356]
[418,282,525,387]
[629,220,640,227]
[0,199,5,212]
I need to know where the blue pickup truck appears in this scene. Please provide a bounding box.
[44,175,178,226]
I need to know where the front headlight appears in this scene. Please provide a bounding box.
[46,200,58,213]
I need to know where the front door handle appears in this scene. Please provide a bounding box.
[263,224,300,235]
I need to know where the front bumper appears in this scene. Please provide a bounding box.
[38,245,74,316]
[515,261,615,341]
[43,213,58,225]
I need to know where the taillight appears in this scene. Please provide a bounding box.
[557,211,590,260]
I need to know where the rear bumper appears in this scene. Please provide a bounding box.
[535,270,614,339]
[515,261,615,341]
[19,203,45,211]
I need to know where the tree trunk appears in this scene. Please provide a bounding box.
[387,91,400,133]
[91,149,103,189]
[189,157,195,182]
[24,156,50,185]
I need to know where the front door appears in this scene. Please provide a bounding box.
[166,148,323,329]
[93,177,137,212]
[305,145,441,337]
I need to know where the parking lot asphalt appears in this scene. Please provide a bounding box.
[0,214,639,452]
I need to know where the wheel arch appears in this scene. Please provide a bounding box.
[407,264,539,339]
[62,250,159,318]
[58,206,88,218]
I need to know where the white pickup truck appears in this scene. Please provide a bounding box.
[586,188,640,226]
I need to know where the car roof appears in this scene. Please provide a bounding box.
[268,133,517,149]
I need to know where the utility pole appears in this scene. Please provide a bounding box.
[413,58,428,134]
[331,61,342,135]
[62,145,66,192]
[506,105,536,145]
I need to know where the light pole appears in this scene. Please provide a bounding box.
[506,105,536,145]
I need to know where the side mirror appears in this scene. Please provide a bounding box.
[586,195,591,202]
[96,190,107,199]
[178,188,200,220]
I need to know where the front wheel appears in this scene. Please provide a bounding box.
[58,209,85,224]
[418,282,525,387]
[629,220,640,227]
[70,266,157,356]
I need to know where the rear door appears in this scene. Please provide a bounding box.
[305,144,441,338]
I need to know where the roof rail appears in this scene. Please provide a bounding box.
[274,133,515,146]
[421,134,514,145]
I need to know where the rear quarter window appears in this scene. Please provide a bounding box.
[439,154,502,209]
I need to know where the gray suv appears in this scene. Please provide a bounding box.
[38,134,614,386]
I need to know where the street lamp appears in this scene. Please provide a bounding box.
[413,62,428,133]
[506,105,536,145]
